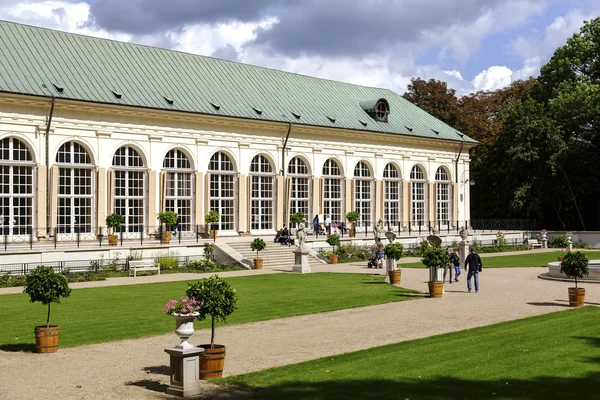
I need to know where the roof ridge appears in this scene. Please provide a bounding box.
[0,19,393,93]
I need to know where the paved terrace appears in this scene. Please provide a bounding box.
[1,250,596,400]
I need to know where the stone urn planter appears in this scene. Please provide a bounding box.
[173,313,200,350]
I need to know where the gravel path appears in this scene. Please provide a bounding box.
[1,260,598,399]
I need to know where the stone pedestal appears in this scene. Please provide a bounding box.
[568,242,573,252]
[292,248,311,273]
[541,239,548,249]
[164,347,204,397]
[459,240,469,267]
[386,258,397,273]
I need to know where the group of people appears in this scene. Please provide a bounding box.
[312,215,347,235]
[274,226,295,246]
[443,247,483,293]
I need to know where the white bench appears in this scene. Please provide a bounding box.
[528,239,542,249]
[129,259,160,277]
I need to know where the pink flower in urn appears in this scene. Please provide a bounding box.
[162,296,203,315]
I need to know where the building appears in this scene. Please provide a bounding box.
[0,21,477,241]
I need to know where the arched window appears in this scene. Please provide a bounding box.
[250,155,274,230]
[410,165,427,226]
[0,138,34,235]
[209,152,236,231]
[435,167,451,226]
[354,161,373,230]
[112,146,145,233]
[56,142,94,234]
[288,157,310,227]
[163,149,193,232]
[322,158,343,225]
[383,163,401,228]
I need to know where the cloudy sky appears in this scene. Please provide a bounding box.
[1,0,598,96]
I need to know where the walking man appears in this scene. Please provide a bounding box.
[464,247,482,293]
[450,249,461,282]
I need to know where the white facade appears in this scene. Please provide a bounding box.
[0,95,473,239]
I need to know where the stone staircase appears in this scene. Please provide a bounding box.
[227,241,325,269]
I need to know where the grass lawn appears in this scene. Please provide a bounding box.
[0,273,415,350]
[401,250,600,268]
[220,307,600,400]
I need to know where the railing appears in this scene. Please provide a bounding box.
[0,254,207,276]
[0,224,210,251]
[0,219,537,250]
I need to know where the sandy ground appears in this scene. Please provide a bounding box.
[1,257,598,399]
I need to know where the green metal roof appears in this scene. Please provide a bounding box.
[0,21,476,144]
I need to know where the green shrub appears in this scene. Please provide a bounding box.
[421,247,450,282]
[384,242,404,260]
[250,238,267,258]
[157,210,178,226]
[496,232,507,248]
[335,244,372,262]
[23,266,72,327]
[290,212,305,225]
[345,211,360,223]
[550,235,569,249]
[155,250,180,270]
[0,273,26,288]
[411,239,432,257]
[205,210,220,224]
[560,251,589,288]
[326,234,341,254]
[203,243,215,261]
[186,275,238,348]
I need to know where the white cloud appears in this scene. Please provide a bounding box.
[444,70,464,80]
[472,66,513,91]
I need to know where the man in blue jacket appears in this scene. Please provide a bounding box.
[464,247,483,293]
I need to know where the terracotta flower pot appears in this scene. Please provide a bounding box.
[329,254,339,264]
[254,258,263,269]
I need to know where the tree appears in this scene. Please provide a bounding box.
[403,78,459,127]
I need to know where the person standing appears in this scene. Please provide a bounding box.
[443,247,453,284]
[375,237,384,269]
[450,249,461,282]
[464,247,482,293]
[313,215,319,235]
[325,215,332,234]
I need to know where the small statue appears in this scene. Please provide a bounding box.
[385,231,397,244]
[459,226,468,241]
[373,219,385,241]
[296,222,306,248]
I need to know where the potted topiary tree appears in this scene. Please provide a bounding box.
[250,238,266,269]
[326,233,341,264]
[560,251,589,307]
[105,212,125,246]
[23,266,72,353]
[421,246,449,298]
[345,211,360,237]
[289,211,305,226]
[205,210,220,240]
[186,275,238,379]
[157,211,178,244]
[384,242,404,284]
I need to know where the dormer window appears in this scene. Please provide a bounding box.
[375,100,389,122]
[359,98,390,123]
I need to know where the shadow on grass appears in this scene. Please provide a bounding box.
[222,373,600,400]
[527,302,568,307]
[0,343,36,352]
[125,379,169,394]
[143,365,170,375]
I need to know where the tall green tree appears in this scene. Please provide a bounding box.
[403,78,459,127]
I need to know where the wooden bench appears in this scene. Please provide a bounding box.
[528,239,542,249]
[129,259,160,277]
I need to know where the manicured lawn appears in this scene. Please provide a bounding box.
[401,250,600,268]
[0,273,415,350]
[220,307,600,400]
